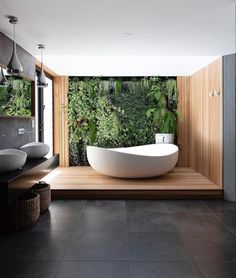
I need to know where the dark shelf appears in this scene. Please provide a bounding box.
[0,154,59,204]
[0,157,48,183]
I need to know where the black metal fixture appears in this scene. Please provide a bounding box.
[0,68,8,87]
[37,44,48,88]
[7,16,23,76]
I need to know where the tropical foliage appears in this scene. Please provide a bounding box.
[68,77,178,165]
[146,77,179,134]
[0,78,32,116]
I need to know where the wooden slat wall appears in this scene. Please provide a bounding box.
[36,60,69,167]
[177,77,190,167]
[189,58,223,187]
[54,76,69,167]
[36,59,60,157]
[53,77,60,155]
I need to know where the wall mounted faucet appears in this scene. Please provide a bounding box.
[18,128,25,135]
[209,90,220,97]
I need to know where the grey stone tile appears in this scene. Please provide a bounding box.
[72,200,126,232]
[48,200,86,217]
[196,260,236,278]
[75,210,126,232]
[127,213,178,233]
[126,200,168,215]
[203,200,236,214]
[180,229,236,243]
[0,232,19,257]
[32,211,80,232]
[0,261,59,278]
[56,261,130,278]
[164,200,212,215]
[84,200,125,214]
[3,200,236,278]
[184,235,236,262]
[1,231,72,261]
[130,261,203,278]
[172,212,227,234]
[128,232,190,261]
[212,213,236,235]
[64,231,128,261]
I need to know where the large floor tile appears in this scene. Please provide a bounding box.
[203,200,236,214]
[164,200,212,215]
[83,200,125,215]
[48,200,86,217]
[1,231,72,261]
[172,212,227,234]
[75,200,126,232]
[31,200,86,232]
[184,235,236,262]
[127,213,178,233]
[64,231,128,261]
[130,261,203,278]
[196,260,236,278]
[180,229,236,243]
[212,213,236,235]
[32,211,80,232]
[2,200,236,278]
[126,200,168,215]
[76,210,126,232]
[56,261,130,278]
[0,261,59,278]
[128,232,190,261]
[0,232,19,257]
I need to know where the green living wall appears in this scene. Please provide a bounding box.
[0,78,32,116]
[68,77,178,166]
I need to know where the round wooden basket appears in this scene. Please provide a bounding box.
[17,191,40,229]
[32,181,51,214]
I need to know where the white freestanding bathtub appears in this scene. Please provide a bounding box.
[87,144,179,178]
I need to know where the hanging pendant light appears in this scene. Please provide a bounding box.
[0,68,8,87]
[7,16,23,76]
[37,44,48,88]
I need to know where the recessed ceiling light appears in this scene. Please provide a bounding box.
[123,32,133,37]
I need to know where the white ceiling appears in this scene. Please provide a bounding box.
[0,0,235,75]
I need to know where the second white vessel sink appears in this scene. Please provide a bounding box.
[20,142,50,159]
[0,149,27,173]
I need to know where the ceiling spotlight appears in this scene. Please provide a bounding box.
[37,44,48,88]
[123,32,133,38]
[7,16,23,76]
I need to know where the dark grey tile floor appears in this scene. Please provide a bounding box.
[1,200,236,277]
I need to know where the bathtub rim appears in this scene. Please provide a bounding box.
[86,143,178,158]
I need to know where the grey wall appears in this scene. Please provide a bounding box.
[0,116,35,149]
[0,32,35,81]
[223,54,236,201]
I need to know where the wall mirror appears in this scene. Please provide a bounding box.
[0,68,33,117]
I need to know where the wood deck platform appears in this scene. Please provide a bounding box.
[43,167,223,199]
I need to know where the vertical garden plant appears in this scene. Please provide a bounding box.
[68,76,178,166]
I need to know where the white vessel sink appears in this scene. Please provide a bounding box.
[0,149,27,173]
[20,142,50,159]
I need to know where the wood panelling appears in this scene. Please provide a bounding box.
[39,61,69,166]
[189,58,222,187]
[35,59,58,78]
[44,166,221,191]
[39,61,60,156]
[53,77,60,155]
[177,76,190,167]
[54,76,69,166]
